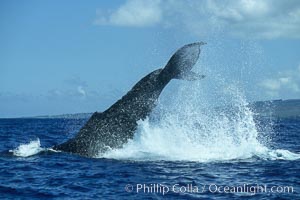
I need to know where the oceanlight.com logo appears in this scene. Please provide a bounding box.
[124,183,294,196]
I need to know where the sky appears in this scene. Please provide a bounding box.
[1,0,300,118]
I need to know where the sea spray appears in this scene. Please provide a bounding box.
[102,72,300,161]
[10,138,44,157]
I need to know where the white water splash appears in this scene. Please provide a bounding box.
[10,139,44,157]
[258,149,300,161]
[102,76,300,162]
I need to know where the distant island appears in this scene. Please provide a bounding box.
[33,112,93,119]
[31,99,300,119]
[252,99,300,119]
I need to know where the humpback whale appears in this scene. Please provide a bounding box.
[53,42,206,157]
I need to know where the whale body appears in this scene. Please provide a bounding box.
[53,42,206,157]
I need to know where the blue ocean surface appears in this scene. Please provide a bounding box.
[0,115,299,199]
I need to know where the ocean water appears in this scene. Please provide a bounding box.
[0,117,299,200]
[1,81,300,199]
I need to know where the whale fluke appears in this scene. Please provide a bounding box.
[53,42,206,157]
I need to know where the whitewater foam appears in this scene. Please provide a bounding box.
[101,77,300,162]
[10,139,44,157]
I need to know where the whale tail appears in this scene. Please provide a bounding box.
[159,42,206,82]
[52,42,206,157]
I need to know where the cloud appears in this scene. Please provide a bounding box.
[62,76,89,98]
[260,64,300,98]
[64,76,88,87]
[46,88,88,100]
[94,0,300,39]
[0,92,31,102]
[94,0,162,27]
[201,0,300,39]
[77,86,86,97]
